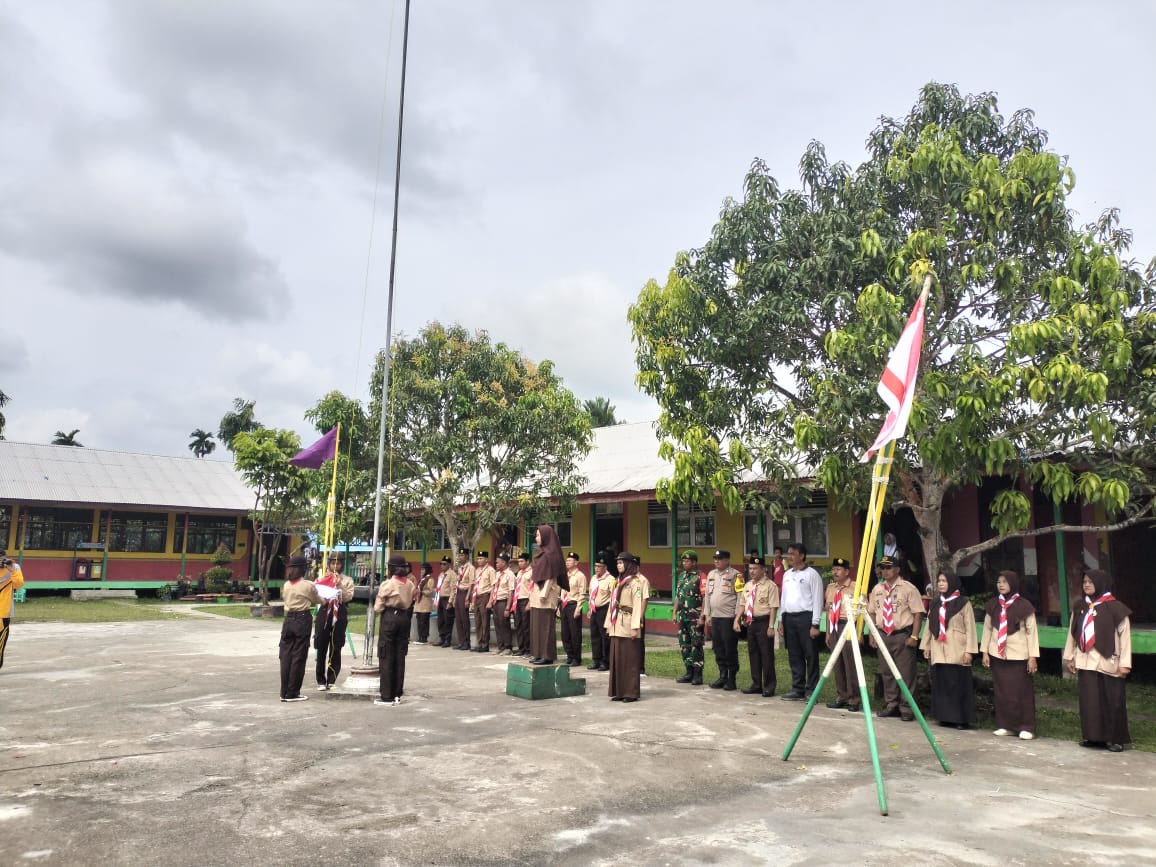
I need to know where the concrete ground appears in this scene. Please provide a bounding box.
[2,613,1154,867]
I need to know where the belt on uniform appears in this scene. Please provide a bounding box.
[886,627,912,636]
[781,610,811,616]
[380,607,409,617]
[286,610,311,617]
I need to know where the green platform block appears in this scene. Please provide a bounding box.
[506,661,586,699]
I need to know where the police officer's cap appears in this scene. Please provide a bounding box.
[713,549,731,559]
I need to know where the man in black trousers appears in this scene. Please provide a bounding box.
[777,543,825,700]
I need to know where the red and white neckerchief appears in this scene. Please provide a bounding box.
[743,580,757,625]
[997,592,1019,657]
[1079,593,1116,652]
[588,574,600,612]
[881,586,895,635]
[937,591,959,643]
[434,571,446,605]
[828,587,845,634]
[469,568,485,604]
[608,576,630,626]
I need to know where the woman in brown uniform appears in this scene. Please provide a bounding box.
[1063,568,1132,752]
[921,571,978,729]
[529,525,564,665]
[980,570,1039,739]
[607,552,650,702]
[279,554,323,702]
[375,553,416,706]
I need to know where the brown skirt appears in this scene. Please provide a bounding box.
[990,656,1036,734]
[608,636,641,700]
[529,607,557,661]
[1078,669,1130,744]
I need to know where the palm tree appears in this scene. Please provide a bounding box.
[188,428,217,458]
[0,388,9,440]
[52,429,83,447]
[217,398,261,452]
[583,396,622,428]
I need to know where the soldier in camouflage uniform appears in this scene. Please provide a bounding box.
[673,550,705,685]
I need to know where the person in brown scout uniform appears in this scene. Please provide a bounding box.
[434,555,456,647]
[514,552,534,657]
[413,562,435,644]
[279,554,323,702]
[982,569,1040,740]
[470,551,496,653]
[586,556,613,671]
[453,547,475,651]
[733,555,779,696]
[375,553,416,706]
[607,552,650,702]
[560,551,588,666]
[867,555,924,721]
[700,549,740,691]
[529,525,564,665]
[489,552,516,655]
[313,552,357,691]
[920,570,978,729]
[824,557,861,711]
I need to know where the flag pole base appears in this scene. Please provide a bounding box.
[326,666,380,700]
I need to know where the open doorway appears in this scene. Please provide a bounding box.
[593,503,623,576]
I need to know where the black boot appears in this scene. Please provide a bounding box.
[691,667,703,685]
[724,668,737,691]
[709,669,727,689]
[675,665,694,684]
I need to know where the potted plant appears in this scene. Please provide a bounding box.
[204,544,236,601]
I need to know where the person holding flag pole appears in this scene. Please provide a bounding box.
[781,274,952,817]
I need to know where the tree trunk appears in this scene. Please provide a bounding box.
[908,473,953,584]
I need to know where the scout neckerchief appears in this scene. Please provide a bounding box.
[316,570,341,624]
[997,592,1019,656]
[937,591,960,643]
[743,578,758,625]
[470,565,487,604]
[881,583,896,635]
[588,572,600,613]
[434,569,448,605]
[1079,592,1116,652]
[608,575,633,626]
[828,584,848,634]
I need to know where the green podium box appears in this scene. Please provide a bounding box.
[506,661,586,700]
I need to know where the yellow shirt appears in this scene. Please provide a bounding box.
[1,562,25,618]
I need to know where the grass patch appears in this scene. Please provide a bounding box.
[14,597,190,623]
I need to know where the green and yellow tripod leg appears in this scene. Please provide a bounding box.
[849,629,888,815]
[781,623,847,761]
[862,616,952,774]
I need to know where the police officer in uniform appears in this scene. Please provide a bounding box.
[700,549,740,691]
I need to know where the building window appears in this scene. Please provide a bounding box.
[553,521,572,548]
[647,502,715,548]
[0,505,11,550]
[100,512,168,553]
[771,510,829,559]
[743,512,764,555]
[23,508,94,551]
[175,516,239,555]
[392,526,446,551]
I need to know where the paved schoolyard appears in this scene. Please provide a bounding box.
[1,614,1154,866]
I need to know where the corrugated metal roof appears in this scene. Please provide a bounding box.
[0,441,254,512]
[579,422,671,497]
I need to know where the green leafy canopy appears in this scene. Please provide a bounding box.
[629,82,1156,573]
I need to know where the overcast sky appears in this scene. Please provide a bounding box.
[2,1,1154,458]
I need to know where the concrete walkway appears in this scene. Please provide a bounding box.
[1,616,1154,866]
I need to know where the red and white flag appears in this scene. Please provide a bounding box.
[863,289,928,461]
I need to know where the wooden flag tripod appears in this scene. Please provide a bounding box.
[781,440,952,815]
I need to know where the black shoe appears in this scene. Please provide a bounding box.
[708,676,727,689]
[535,658,554,665]
[478,647,490,653]
[900,712,915,722]
[741,686,761,695]
[598,665,610,672]
[587,664,601,671]
[724,674,737,691]
[780,691,804,701]
[762,691,775,698]
[1079,740,1105,749]
[611,696,623,701]
[622,697,637,703]
[876,706,900,718]
[675,671,694,684]
[691,671,702,685]
[826,701,848,709]
[1106,742,1124,753]
[847,704,861,712]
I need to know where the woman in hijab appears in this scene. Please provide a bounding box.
[1063,568,1132,752]
[607,552,650,702]
[528,524,564,665]
[920,570,977,729]
[980,570,1039,740]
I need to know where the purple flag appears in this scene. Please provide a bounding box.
[290,427,337,469]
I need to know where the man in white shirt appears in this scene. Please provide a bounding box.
[776,542,824,700]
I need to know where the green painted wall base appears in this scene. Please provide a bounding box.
[506,661,586,700]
